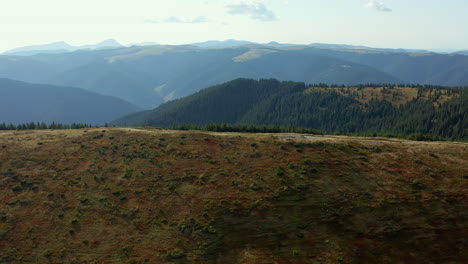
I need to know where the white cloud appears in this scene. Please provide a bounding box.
[145,16,209,24]
[191,17,209,23]
[366,0,392,12]
[165,16,183,23]
[226,1,277,21]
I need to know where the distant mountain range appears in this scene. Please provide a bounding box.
[1,42,468,111]
[308,43,429,53]
[2,39,159,56]
[2,39,123,56]
[5,39,467,56]
[0,78,141,125]
[113,78,468,140]
[190,39,296,48]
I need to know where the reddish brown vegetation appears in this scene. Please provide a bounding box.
[0,128,467,263]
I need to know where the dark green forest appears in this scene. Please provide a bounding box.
[113,78,468,141]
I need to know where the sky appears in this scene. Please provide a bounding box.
[1,0,467,52]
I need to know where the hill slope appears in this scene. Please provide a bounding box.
[0,128,466,263]
[0,78,141,125]
[113,79,468,141]
[2,44,468,108]
[454,50,468,56]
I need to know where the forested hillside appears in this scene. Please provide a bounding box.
[113,79,468,141]
[0,78,141,125]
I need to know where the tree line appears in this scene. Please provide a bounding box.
[0,122,93,130]
[166,123,324,135]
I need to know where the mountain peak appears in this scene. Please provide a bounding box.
[97,39,121,46]
[3,41,74,55]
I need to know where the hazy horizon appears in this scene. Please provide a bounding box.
[1,0,467,53]
[1,38,465,54]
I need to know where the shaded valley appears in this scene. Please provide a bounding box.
[0,78,141,125]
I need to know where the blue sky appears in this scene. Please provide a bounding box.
[1,0,467,52]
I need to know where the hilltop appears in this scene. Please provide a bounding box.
[0,128,467,263]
